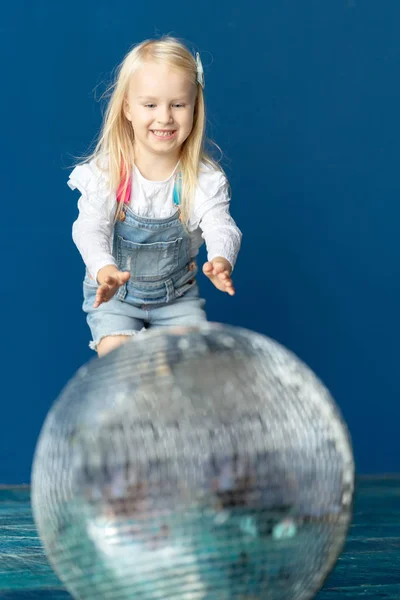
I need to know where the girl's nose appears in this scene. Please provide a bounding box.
[156,106,173,125]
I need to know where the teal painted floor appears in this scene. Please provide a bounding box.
[0,477,398,599]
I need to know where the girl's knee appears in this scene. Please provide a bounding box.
[97,335,131,357]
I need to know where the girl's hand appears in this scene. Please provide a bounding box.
[94,265,130,308]
[203,257,235,296]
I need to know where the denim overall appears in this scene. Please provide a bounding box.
[113,180,197,307]
[83,176,206,350]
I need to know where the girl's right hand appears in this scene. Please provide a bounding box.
[94,265,130,308]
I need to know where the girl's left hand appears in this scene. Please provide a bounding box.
[203,257,235,296]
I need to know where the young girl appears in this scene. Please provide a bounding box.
[68,37,242,357]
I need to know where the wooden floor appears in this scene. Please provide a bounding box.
[0,477,398,599]
[318,476,400,599]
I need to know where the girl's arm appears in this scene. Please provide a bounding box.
[193,170,242,294]
[69,164,118,282]
[72,192,117,282]
[199,200,242,271]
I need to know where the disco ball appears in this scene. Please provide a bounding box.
[31,324,354,600]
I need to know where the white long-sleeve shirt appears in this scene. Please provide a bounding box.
[68,158,242,281]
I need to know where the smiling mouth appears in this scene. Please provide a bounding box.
[150,130,176,138]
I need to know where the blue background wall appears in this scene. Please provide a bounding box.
[2,1,399,483]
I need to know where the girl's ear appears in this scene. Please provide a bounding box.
[123,97,132,122]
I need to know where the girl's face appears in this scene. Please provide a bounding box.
[124,60,197,160]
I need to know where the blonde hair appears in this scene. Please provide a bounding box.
[80,36,224,223]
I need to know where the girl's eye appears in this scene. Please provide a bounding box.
[144,103,185,108]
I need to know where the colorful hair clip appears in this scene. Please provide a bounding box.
[196,52,205,89]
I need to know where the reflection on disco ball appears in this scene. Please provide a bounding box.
[31,324,354,600]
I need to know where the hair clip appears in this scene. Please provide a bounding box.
[196,52,205,89]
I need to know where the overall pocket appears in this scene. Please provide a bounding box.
[116,235,182,282]
[82,272,99,311]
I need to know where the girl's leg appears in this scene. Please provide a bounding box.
[83,279,149,356]
[85,300,146,356]
[97,334,132,357]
